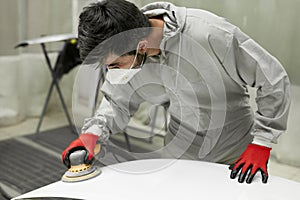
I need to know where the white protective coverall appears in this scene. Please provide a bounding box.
[81,2,290,164]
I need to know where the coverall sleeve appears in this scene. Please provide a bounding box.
[81,82,144,144]
[207,22,291,147]
[81,96,112,144]
[220,27,291,147]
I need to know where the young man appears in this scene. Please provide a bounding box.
[62,0,291,184]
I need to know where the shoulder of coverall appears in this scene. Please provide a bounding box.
[183,7,249,64]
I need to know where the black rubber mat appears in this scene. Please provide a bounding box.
[0,126,160,200]
[0,126,90,200]
[0,126,135,200]
[26,126,78,152]
[0,138,66,199]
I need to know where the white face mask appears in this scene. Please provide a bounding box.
[106,68,141,84]
[105,45,146,85]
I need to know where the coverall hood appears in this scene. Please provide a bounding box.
[141,2,188,90]
[141,2,186,38]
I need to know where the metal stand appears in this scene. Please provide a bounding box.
[36,43,76,135]
[15,34,79,135]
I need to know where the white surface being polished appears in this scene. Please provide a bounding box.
[13,159,300,200]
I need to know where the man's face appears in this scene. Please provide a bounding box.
[103,53,138,69]
[103,52,145,70]
[103,52,146,84]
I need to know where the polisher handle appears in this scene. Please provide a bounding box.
[69,150,86,165]
[69,144,101,166]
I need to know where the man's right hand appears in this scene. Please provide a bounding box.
[62,133,99,168]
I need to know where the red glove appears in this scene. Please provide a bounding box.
[229,143,271,184]
[62,133,99,168]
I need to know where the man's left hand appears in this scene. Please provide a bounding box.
[229,143,271,184]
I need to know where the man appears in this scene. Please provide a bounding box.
[62,0,291,184]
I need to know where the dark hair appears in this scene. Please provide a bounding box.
[78,0,151,63]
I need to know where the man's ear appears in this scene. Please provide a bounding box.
[138,40,148,54]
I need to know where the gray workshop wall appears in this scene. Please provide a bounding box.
[0,0,19,55]
[0,0,75,126]
[132,0,300,86]
[0,0,73,55]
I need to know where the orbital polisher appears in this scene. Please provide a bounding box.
[61,144,102,182]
